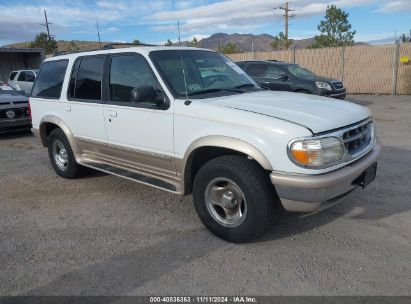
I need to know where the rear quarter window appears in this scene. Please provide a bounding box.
[32,60,69,99]
[9,72,18,81]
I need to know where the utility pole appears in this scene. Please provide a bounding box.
[275,2,295,50]
[177,20,181,46]
[97,21,101,45]
[40,9,52,41]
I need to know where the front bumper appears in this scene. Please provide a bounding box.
[0,118,32,133]
[270,144,381,212]
[318,88,346,99]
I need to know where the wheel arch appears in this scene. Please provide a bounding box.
[39,115,80,154]
[180,136,273,195]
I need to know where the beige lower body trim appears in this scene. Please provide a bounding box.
[75,137,184,195]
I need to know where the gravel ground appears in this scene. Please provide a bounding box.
[0,95,410,296]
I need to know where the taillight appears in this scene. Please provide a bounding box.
[28,99,32,119]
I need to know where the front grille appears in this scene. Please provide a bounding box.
[342,122,373,155]
[0,107,29,120]
[332,81,344,89]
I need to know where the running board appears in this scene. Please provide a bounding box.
[81,162,177,192]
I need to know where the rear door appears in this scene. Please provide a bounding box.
[62,55,107,152]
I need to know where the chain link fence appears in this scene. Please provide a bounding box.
[227,43,411,95]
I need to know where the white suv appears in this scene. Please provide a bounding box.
[8,69,38,95]
[30,47,380,242]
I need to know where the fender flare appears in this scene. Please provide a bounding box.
[39,115,81,155]
[181,135,273,177]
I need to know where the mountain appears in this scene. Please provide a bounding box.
[198,33,316,52]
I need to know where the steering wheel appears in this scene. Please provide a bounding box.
[208,76,225,86]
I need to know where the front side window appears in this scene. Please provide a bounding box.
[150,50,259,98]
[109,55,157,103]
[32,60,68,98]
[266,65,287,79]
[26,71,35,82]
[74,57,104,100]
[288,65,315,77]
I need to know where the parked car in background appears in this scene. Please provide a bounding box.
[0,82,31,133]
[31,47,379,242]
[8,69,38,95]
[237,60,346,99]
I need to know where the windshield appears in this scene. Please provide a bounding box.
[0,83,19,95]
[287,65,316,77]
[149,50,260,98]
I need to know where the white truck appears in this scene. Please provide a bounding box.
[30,47,380,242]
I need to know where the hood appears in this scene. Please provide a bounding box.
[207,91,370,134]
[0,94,29,104]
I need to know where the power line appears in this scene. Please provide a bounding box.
[275,2,296,49]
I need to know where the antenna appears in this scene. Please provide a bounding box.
[177,20,181,46]
[275,2,296,50]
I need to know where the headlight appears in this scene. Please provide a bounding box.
[315,81,332,91]
[289,137,344,168]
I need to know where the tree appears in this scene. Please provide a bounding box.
[310,5,356,48]
[271,32,292,50]
[29,32,57,55]
[132,39,141,44]
[398,30,411,43]
[164,39,173,46]
[191,37,199,47]
[217,42,241,54]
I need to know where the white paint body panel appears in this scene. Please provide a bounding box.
[30,46,374,177]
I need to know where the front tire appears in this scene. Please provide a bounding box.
[193,155,278,243]
[48,128,83,179]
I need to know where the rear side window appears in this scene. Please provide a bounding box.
[17,72,26,81]
[9,72,18,81]
[70,56,104,100]
[32,60,68,98]
[246,64,267,77]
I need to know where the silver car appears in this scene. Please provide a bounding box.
[8,69,38,95]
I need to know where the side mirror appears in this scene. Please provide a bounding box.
[277,74,289,81]
[17,90,26,95]
[131,85,158,103]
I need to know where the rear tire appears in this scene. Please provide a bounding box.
[193,155,278,243]
[48,128,83,179]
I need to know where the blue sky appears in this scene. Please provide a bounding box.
[0,0,410,46]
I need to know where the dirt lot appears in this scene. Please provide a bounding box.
[0,95,410,296]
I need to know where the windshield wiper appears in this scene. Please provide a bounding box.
[188,88,244,96]
[234,84,256,89]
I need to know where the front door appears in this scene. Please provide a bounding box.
[103,53,175,175]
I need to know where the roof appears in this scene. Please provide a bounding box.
[236,60,294,65]
[0,47,43,53]
[49,46,215,61]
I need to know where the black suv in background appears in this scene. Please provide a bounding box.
[237,60,346,99]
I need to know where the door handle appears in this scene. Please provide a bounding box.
[107,110,117,117]
[65,106,71,112]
